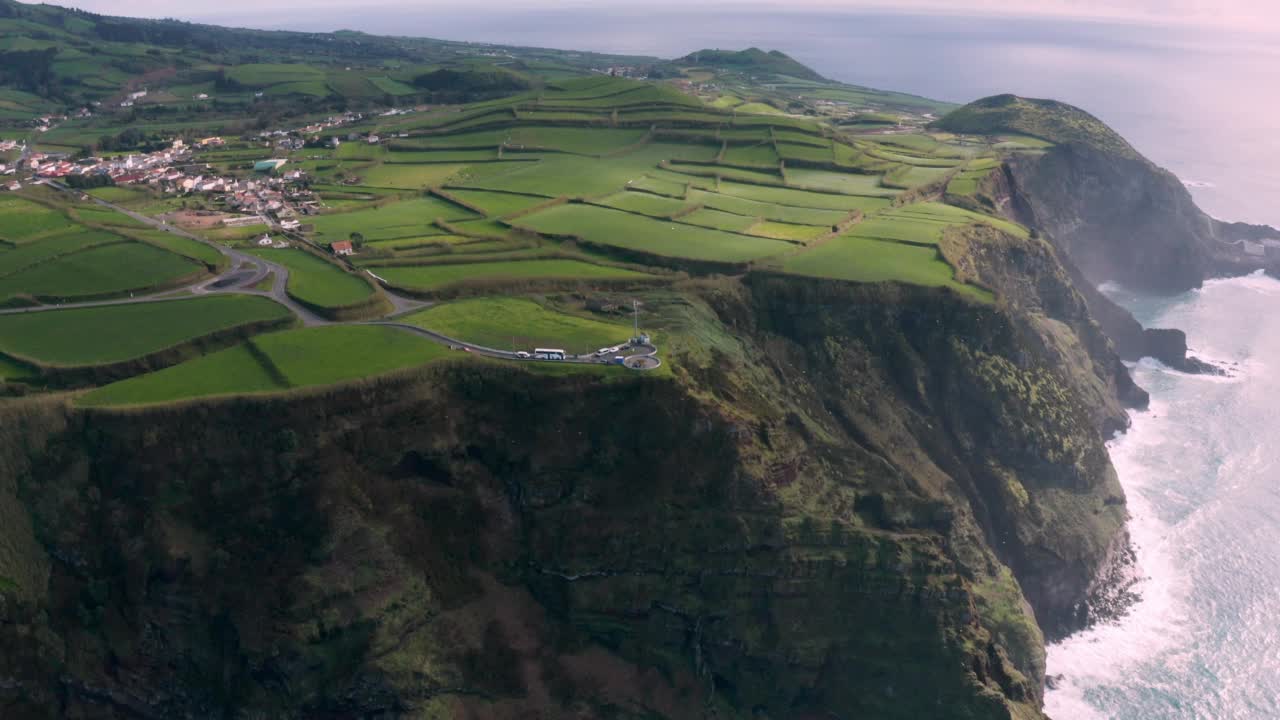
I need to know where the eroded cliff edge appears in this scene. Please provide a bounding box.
[938,93,1280,371]
[0,221,1136,719]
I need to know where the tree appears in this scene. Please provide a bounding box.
[349,232,365,248]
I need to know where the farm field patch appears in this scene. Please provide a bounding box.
[254,325,449,387]
[785,169,895,196]
[513,203,791,262]
[0,241,200,302]
[357,163,468,189]
[0,230,124,278]
[131,229,224,266]
[687,189,849,227]
[309,197,477,242]
[782,234,983,298]
[722,144,780,167]
[506,126,647,155]
[678,208,759,233]
[748,221,829,242]
[457,143,717,197]
[441,189,550,217]
[597,191,690,217]
[0,196,73,243]
[0,295,290,365]
[376,259,649,291]
[78,344,284,405]
[79,325,452,406]
[402,297,630,354]
[714,181,892,212]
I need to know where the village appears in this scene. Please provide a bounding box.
[0,109,397,232]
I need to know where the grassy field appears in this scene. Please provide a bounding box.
[227,63,324,87]
[785,169,895,196]
[688,189,849,227]
[678,208,760,233]
[513,203,792,262]
[357,163,468,190]
[846,217,950,245]
[0,295,290,365]
[734,102,783,115]
[749,221,829,242]
[597,191,690,217]
[0,230,124,278]
[882,165,952,190]
[782,234,982,297]
[890,201,1029,238]
[310,196,477,243]
[254,325,449,386]
[455,143,718,198]
[0,196,73,243]
[722,144,780,167]
[630,175,688,197]
[371,76,418,96]
[385,149,500,163]
[506,126,647,155]
[131,229,224,266]
[78,344,284,405]
[375,259,649,291]
[0,241,200,301]
[402,297,631,354]
[776,142,834,164]
[249,249,376,308]
[713,181,892,213]
[441,189,551,217]
[86,186,149,203]
[80,325,454,406]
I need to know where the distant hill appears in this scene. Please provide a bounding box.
[675,48,826,81]
[933,94,1138,159]
[0,0,653,107]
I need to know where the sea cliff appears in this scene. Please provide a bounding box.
[1,224,1136,718]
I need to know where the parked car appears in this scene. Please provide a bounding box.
[516,351,530,359]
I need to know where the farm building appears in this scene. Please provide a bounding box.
[331,240,355,256]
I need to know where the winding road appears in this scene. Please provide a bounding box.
[2,183,661,368]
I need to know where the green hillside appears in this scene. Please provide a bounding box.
[675,47,826,81]
[933,94,1138,158]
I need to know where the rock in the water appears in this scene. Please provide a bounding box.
[1142,328,1225,375]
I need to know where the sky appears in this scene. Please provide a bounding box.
[27,0,1280,33]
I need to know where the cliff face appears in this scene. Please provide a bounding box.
[1004,144,1215,294]
[0,225,1134,719]
[940,93,1280,303]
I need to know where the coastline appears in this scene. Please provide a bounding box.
[1044,273,1272,718]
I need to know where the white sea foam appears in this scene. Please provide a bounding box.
[1045,397,1195,718]
[1046,272,1280,718]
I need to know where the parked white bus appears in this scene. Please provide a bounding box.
[533,348,566,360]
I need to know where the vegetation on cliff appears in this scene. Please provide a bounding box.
[0,264,1127,719]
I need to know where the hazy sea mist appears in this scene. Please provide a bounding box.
[187,5,1280,228]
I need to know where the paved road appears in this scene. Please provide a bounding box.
[5,183,662,369]
[371,321,658,367]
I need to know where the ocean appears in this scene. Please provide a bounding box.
[1045,273,1280,719]
[182,5,1280,229]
